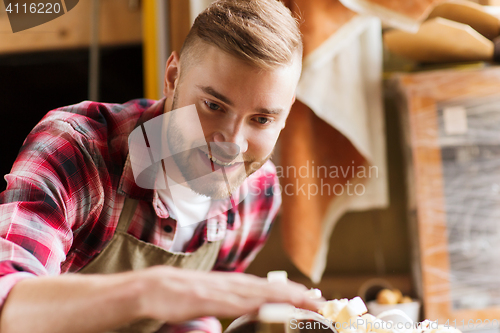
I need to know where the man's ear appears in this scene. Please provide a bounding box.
[163,51,180,98]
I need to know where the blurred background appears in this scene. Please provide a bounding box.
[2,0,500,325]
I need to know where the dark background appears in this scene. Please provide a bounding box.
[0,44,144,188]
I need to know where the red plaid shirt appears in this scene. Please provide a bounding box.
[0,99,281,333]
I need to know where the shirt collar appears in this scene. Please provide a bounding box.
[152,184,243,231]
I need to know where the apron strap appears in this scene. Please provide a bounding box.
[116,197,139,233]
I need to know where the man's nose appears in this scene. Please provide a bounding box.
[211,126,249,156]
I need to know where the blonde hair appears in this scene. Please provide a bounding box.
[180,0,302,70]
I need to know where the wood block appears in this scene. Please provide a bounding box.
[384,17,493,63]
[428,0,500,40]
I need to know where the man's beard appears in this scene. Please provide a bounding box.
[165,91,271,199]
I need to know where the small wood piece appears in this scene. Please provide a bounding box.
[384,17,493,63]
[427,0,500,40]
[339,0,442,32]
[377,289,399,304]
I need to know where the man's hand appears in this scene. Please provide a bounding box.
[136,266,322,323]
[0,266,322,333]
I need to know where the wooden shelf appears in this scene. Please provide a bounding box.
[0,0,142,54]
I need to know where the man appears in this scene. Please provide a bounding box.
[0,0,319,332]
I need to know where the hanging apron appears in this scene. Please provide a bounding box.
[79,197,223,333]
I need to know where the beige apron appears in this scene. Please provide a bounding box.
[79,197,223,333]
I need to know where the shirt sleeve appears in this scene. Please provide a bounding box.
[0,116,104,307]
[159,317,222,333]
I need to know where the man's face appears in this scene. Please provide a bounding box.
[163,44,300,199]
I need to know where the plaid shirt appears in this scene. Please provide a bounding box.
[0,99,281,333]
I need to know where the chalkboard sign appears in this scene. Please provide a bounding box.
[394,67,500,326]
[438,98,500,312]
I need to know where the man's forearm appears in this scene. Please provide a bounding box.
[0,266,323,333]
[0,272,146,333]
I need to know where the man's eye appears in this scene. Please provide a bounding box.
[256,117,271,125]
[205,101,220,111]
